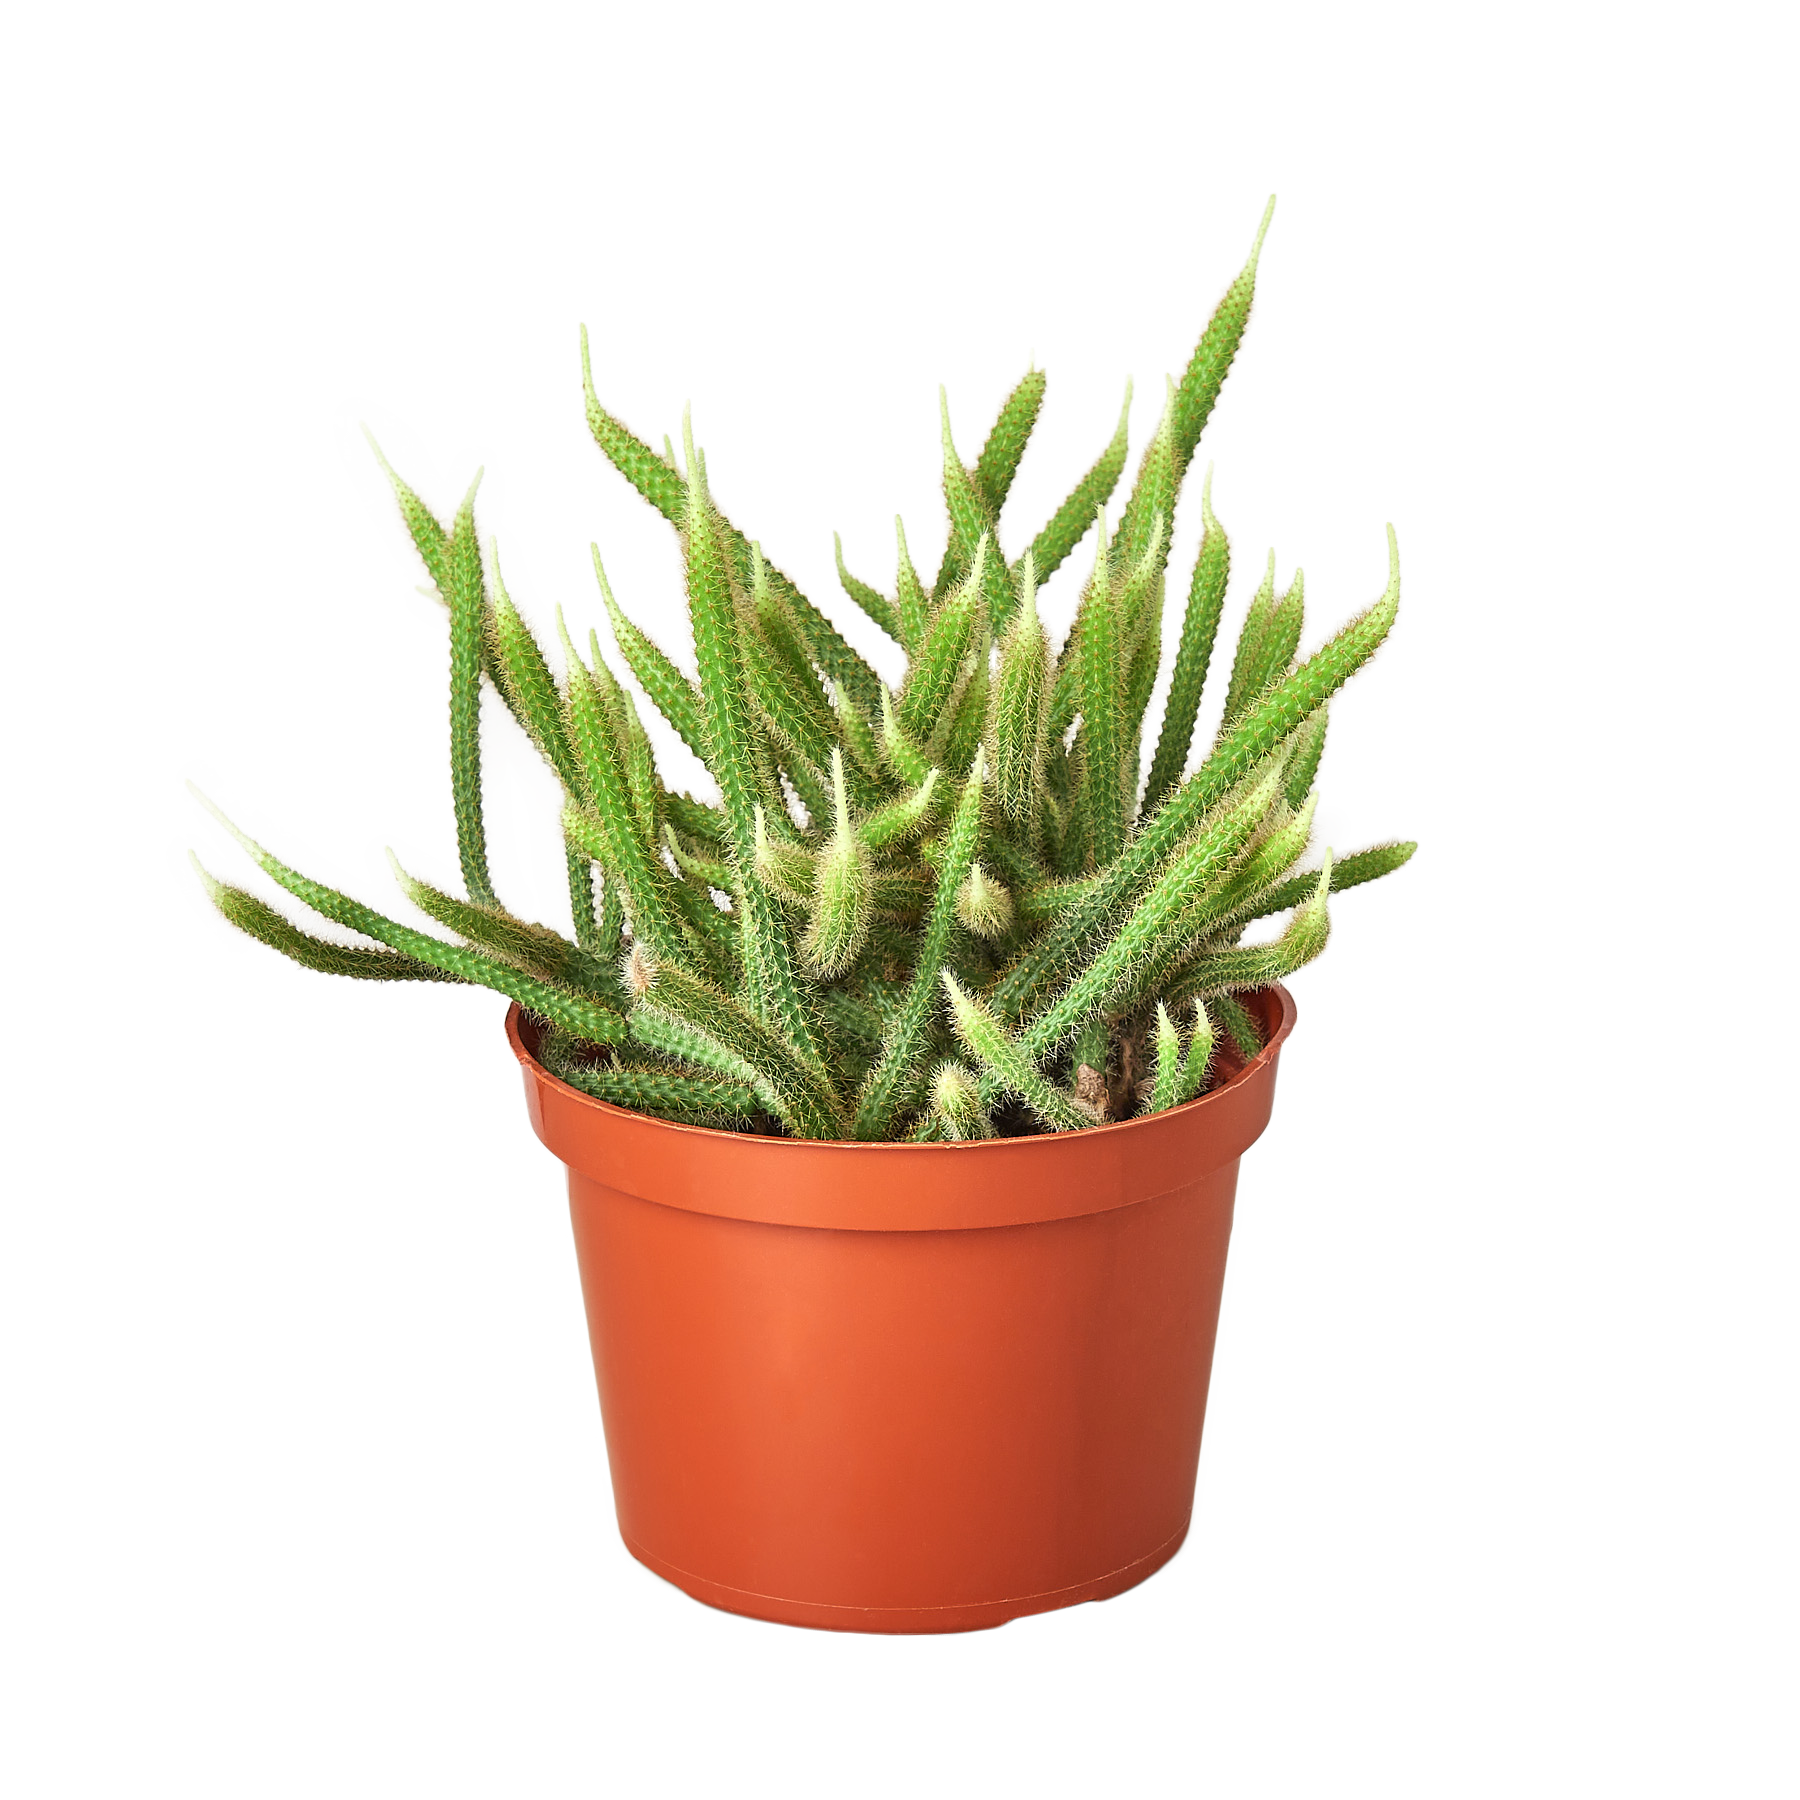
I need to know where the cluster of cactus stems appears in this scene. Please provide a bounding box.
[195,199,1413,1143]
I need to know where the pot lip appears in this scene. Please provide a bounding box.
[504,983,1296,1154]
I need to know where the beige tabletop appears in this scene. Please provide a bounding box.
[169,1159,1411,1641]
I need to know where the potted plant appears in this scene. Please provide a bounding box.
[194,198,1413,1633]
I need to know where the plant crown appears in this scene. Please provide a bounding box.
[196,199,1413,1142]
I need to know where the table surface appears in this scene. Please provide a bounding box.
[169,1159,1411,1641]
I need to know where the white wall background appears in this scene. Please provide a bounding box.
[171,189,1418,1245]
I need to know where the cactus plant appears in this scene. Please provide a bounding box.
[195,199,1413,1143]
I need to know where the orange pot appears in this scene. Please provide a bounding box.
[508,985,1296,1634]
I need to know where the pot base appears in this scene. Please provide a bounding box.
[621,1518,1191,1634]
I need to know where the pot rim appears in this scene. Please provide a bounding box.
[505,984,1295,1154]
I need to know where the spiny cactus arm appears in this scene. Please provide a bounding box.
[749,544,876,801]
[682,435,828,1070]
[803,751,875,976]
[753,805,817,906]
[191,793,626,1043]
[633,959,843,1139]
[943,973,1095,1132]
[1077,520,1128,866]
[626,1004,759,1084]
[1116,795,1315,1012]
[834,533,903,644]
[987,551,1050,836]
[1169,859,1331,1003]
[818,988,888,1059]
[1018,763,1281,1059]
[1198,527,1399,796]
[771,754,831,843]
[1000,749,1288,1018]
[1141,468,1231,818]
[878,687,933,787]
[745,540,835,716]
[871,864,934,922]
[564,609,631,752]
[1113,381,1182,583]
[662,872,742,983]
[831,681,888,787]
[973,366,1048,518]
[742,614,844,794]
[664,790,730,847]
[445,473,496,905]
[1171,196,1275,464]
[899,540,987,740]
[1117,518,1172,786]
[1015,872,1100,928]
[978,826,1052,895]
[578,340,884,716]
[388,852,616,995]
[860,768,941,850]
[985,729,1297,1029]
[941,649,990,788]
[548,1056,760,1128]
[561,636,688,961]
[955,863,1015,940]
[564,842,600,954]
[489,553,581,792]
[664,824,735,894]
[929,1059,996,1140]
[684,447,785,856]
[193,856,462,982]
[1018,381,1133,586]
[609,672,662,849]
[1282,704,1327,809]
[1221,571,1307,750]
[365,431,452,594]
[1229,839,1417,928]
[1218,551,1279,734]
[893,519,930,653]
[595,875,624,965]
[1146,1003,1183,1113]
[1208,993,1262,1060]
[1262,572,1305,690]
[732,538,885,720]
[579,327,687,524]
[1206,792,1318,914]
[932,389,999,601]
[1036,784,1058,874]
[1052,512,1162,746]
[851,751,986,1139]
[477,615,532,743]
[1179,1002,1216,1101]
[592,547,709,762]
[1051,745,1091,877]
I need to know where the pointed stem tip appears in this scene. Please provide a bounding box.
[1251,195,1276,265]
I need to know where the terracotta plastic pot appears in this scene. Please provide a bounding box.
[508,984,1296,1634]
